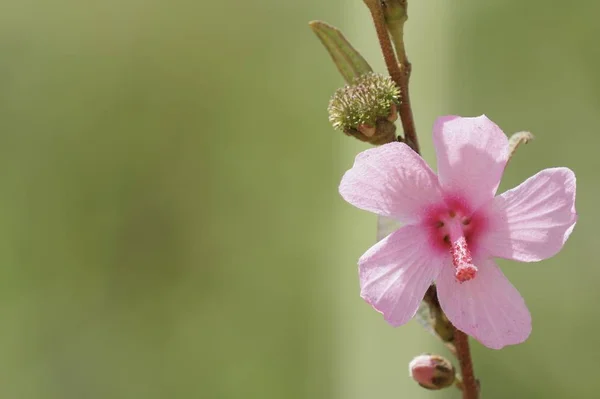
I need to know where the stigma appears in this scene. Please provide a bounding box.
[451,236,477,282]
[436,210,478,283]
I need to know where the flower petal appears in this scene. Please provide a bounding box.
[479,167,577,262]
[433,115,509,210]
[340,142,442,223]
[359,224,446,326]
[436,258,531,349]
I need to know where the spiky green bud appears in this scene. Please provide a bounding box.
[327,73,400,144]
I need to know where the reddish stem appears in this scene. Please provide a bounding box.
[364,0,419,153]
[454,329,478,399]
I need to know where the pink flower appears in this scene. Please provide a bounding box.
[339,115,577,349]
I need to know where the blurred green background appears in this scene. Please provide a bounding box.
[0,0,597,398]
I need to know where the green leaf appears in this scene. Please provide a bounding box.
[309,21,373,83]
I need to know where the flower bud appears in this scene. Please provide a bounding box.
[381,0,408,25]
[327,72,400,145]
[409,354,455,390]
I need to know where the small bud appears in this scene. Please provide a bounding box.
[409,354,455,390]
[381,0,408,24]
[328,73,400,144]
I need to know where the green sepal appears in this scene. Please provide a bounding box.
[507,131,535,163]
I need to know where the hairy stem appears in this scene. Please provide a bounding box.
[363,0,419,153]
[454,329,478,399]
[363,0,403,88]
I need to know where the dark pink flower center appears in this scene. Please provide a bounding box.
[425,200,481,283]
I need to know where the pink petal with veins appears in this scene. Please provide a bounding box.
[339,142,443,224]
[479,167,577,262]
[436,258,531,349]
[359,224,447,326]
[433,115,508,209]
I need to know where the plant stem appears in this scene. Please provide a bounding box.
[454,329,478,399]
[364,4,477,396]
[363,0,419,153]
[363,1,403,88]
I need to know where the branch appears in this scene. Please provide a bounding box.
[454,329,479,399]
[363,0,419,153]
